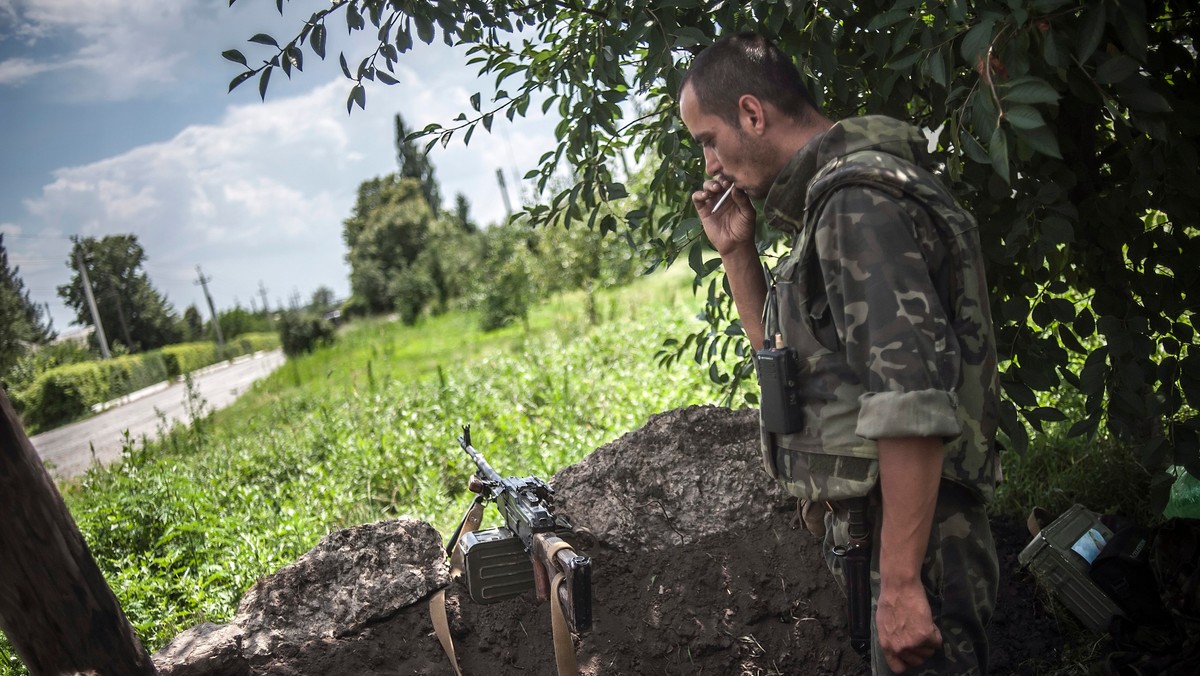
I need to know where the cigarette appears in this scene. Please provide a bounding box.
[711,183,736,213]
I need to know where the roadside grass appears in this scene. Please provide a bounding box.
[5,267,721,666]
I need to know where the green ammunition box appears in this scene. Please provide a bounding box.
[458,527,535,603]
[1017,503,1125,633]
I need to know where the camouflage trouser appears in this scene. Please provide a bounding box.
[823,480,998,675]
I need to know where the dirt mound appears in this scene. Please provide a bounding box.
[156,405,1061,675]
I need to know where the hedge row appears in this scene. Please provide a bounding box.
[13,332,280,433]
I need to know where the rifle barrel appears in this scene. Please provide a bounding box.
[458,430,502,484]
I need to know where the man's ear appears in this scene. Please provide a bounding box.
[737,94,767,135]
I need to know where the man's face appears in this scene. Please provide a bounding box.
[679,84,774,198]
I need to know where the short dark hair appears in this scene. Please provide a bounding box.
[680,33,819,127]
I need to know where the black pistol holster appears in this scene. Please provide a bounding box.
[833,498,872,658]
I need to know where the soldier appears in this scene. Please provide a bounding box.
[679,33,1002,674]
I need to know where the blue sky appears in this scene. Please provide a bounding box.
[0,0,557,333]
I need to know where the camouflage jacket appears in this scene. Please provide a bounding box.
[758,115,1000,503]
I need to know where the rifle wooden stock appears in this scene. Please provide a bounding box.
[533,533,593,633]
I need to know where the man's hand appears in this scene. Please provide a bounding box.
[692,178,754,255]
[877,579,942,672]
[691,177,766,347]
[876,435,945,673]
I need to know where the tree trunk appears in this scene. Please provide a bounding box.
[0,389,157,675]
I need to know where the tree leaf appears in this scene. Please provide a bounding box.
[1067,413,1101,438]
[416,16,435,44]
[249,33,279,48]
[887,48,922,71]
[347,84,366,114]
[1002,77,1060,104]
[287,45,302,72]
[868,8,909,31]
[311,23,326,59]
[960,17,995,62]
[1003,104,1046,130]
[1119,80,1172,113]
[1031,406,1068,423]
[927,49,948,87]
[989,125,1010,184]
[339,52,351,79]
[1040,216,1074,245]
[1076,1,1106,62]
[470,92,481,112]
[1014,124,1063,159]
[376,70,399,85]
[227,70,254,92]
[222,49,248,66]
[258,67,271,101]
[1042,30,1061,68]
[1079,350,1109,395]
[1096,55,1139,85]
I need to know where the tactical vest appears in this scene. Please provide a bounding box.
[760,149,999,503]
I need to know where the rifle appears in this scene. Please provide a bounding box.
[446,425,593,634]
[832,499,871,658]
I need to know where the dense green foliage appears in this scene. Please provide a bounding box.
[228,0,1200,510]
[215,306,274,339]
[278,311,338,356]
[0,235,54,378]
[343,174,440,317]
[3,272,720,665]
[10,333,279,433]
[342,168,640,329]
[13,353,168,431]
[1,340,94,395]
[161,333,278,378]
[58,235,181,353]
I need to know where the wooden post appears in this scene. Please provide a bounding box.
[0,389,157,675]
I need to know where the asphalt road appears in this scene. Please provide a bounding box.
[29,349,286,480]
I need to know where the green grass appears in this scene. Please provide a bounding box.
[2,268,722,671]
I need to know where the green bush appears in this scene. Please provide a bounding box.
[20,353,169,431]
[161,343,218,378]
[103,353,169,399]
[22,362,108,430]
[14,333,282,434]
[235,332,279,354]
[278,313,336,357]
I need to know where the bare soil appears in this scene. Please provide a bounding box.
[253,405,1062,675]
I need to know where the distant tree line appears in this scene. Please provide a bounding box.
[342,113,642,331]
[1,233,322,392]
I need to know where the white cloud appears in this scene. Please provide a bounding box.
[1,0,249,99]
[12,64,558,328]
[0,55,59,84]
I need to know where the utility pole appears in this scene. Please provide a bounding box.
[496,168,513,218]
[195,265,225,351]
[74,248,111,359]
[258,280,271,321]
